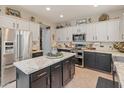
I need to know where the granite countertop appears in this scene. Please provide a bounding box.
[14,52,76,75]
[114,61,124,88]
[57,47,124,58]
[84,50,124,57]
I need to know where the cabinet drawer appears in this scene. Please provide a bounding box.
[51,62,62,71]
[31,67,50,82]
[32,52,43,58]
[58,49,70,52]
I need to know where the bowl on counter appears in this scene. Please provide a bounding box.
[114,42,124,53]
[46,52,64,59]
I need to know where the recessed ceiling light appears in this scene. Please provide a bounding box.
[94,5,98,7]
[46,7,51,11]
[60,14,64,18]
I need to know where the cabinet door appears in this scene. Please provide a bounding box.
[32,52,43,58]
[66,27,73,42]
[56,29,61,42]
[18,19,29,31]
[107,20,120,41]
[79,24,87,34]
[29,22,40,41]
[62,59,71,86]
[62,28,67,41]
[86,23,96,41]
[95,53,111,72]
[120,17,124,41]
[0,16,16,29]
[95,22,107,41]
[84,52,96,68]
[51,62,62,88]
[72,26,77,34]
[70,57,76,78]
[31,74,50,88]
[31,67,50,88]
[56,28,66,42]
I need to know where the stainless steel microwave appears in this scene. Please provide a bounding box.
[73,34,86,42]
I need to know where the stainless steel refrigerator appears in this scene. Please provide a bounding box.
[0,27,32,87]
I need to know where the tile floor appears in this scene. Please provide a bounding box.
[3,67,112,88]
[65,67,112,88]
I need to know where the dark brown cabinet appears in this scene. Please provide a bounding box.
[51,62,62,88]
[70,57,76,78]
[62,59,71,86]
[16,56,75,88]
[16,67,50,88]
[84,52,96,68]
[84,52,112,72]
[95,53,111,72]
[32,52,43,58]
[62,56,75,86]
[30,67,50,88]
[57,49,71,52]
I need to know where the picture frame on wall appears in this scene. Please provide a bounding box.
[5,7,21,17]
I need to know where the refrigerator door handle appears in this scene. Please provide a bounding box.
[18,31,24,60]
[16,34,19,59]
[17,31,20,60]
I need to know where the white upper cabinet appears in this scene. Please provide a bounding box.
[86,23,96,41]
[56,27,74,42]
[120,17,124,41]
[29,22,40,41]
[86,20,120,42]
[66,27,73,42]
[74,24,87,34]
[56,19,121,42]
[56,28,64,42]
[107,20,120,41]
[0,16,29,30]
[0,16,16,29]
[95,21,108,41]
[79,24,87,34]
[18,19,29,31]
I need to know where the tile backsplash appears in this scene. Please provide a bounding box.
[90,42,118,51]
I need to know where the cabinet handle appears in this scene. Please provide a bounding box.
[13,23,15,28]
[65,60,70,63]
[47,77,50,86]
[37,72,47,77]
[17,24,19,29]
[107,36,109,40]
[122,34,124,40]
[93,36,94,40]
[55,64,61,68]
[96,36,97,40]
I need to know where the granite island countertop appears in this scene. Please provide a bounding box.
[14,52,76,75]
[114,61,124,88]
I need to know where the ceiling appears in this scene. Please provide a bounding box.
[19,5,124,24]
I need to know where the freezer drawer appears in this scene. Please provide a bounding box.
[2,54,15,66]
[1,66,16,87]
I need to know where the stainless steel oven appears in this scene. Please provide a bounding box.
[73,34,86,42]
[74,43,86,67]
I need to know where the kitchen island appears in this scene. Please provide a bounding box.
[14,52,76,88]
